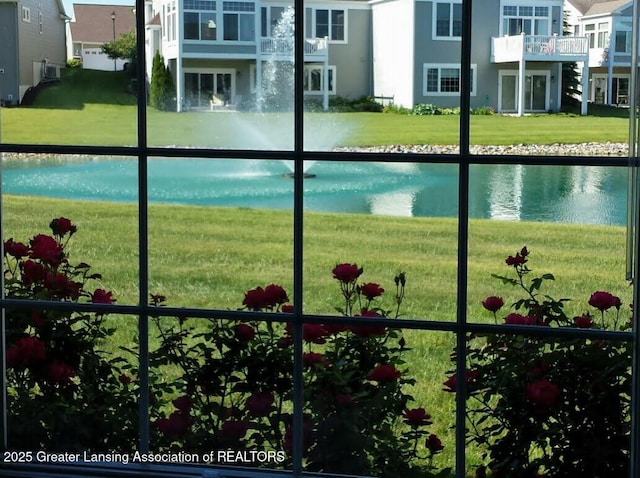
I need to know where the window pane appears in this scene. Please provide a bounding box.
[440,68,460,92]
[302,160,459,321]
[240,13,255,40]
[147,157,293,309]
[452,4,462,36]
[1,154,140,304]
[201,12,217,40]
[149,314,293,471]
[436,3,450,36]
[184,11,199,39]
[316,9,328,38]
[331,10,344,40]
[303,330,456,475]
[223,13,238,40]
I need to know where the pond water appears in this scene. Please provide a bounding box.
[0,158,628,226]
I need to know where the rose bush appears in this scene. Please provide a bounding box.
[447,247,631,478]
[149,265,449,477]
[3,218,138,451]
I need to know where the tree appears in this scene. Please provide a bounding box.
[102,30,137,77]
[561,11,581,109]
[149,51,176,111]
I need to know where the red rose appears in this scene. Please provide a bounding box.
[243,286,267,310]
[425,433,444,453]
[281,304,294,313]
[574,314,594,328]
[172,395,193,412]
[323,323,348,334]
[589,291,621,312]
[235,323,255,341]
[504,313,538,325]
[156,411,191,437]
[332,263,363,283]
[21,260,47,285]
[303,352,327,368]
[220,419,250,441]
[360,282,384,300]
[527,379,560,407]
[30,234,65,266]
[351,309,386,337]
[264,284,289,307]
[46,360,75,385]
[482,296,504,312]
[49,217,76,237]
[91,288,115,304]
[336,393,353,405]
[119,374,132,385]
[8,336,46,368]
[44,272,81,299]
[505,247,528,266]
[402,407,432,427]
[442,370,479,393]
[4,239,29,258]
[245,392,274,417]
[367,364,401,383]
[286,323,329,344]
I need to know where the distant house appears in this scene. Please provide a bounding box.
[144,0,589,115]
[69,4,136,71]
[566,0,633,106]
[0,0,69,105]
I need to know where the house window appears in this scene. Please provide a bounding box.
[164,2,177,41]
[184,1,217,41]
[38,11,43,34]
[312,9,346,41]
[585,23,595,48]
[615,24,632,53]
[21,6,30,23]
[434,1,462,39]
[261,6,285,37]
[423,63,476,95]
[303,65,335,93]
[597,22,609,48]
[502,4,549,36]
[223,1,255,41]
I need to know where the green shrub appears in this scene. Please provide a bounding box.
[470,106,495,115]
[149,51,176,111]
[411,104,438,116]
[382,104,412,115]
[66,58,82,69]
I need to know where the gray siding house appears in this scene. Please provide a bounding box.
[0,0,69,105]
[373,0,588,114]
[145,0,589,114]
[567,0,633,106]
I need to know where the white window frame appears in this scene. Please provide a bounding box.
[21,6,31,23]
[261,5,288,38]
[183,1,218,42]
[499,2,551,37]
[303,65,336,95]
[432,1,462,41]
[422,63,477,96]
[498,68,550,112]
[309,8,347,43]
[222,1,255,43]
[614,25,632,54]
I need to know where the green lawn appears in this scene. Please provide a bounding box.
[0,70,630,147]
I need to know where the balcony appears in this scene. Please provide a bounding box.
[491,34,589,63]
[260,37,328,60]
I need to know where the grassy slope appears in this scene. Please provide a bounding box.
[0,69,630,147]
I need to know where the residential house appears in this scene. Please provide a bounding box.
[0,0,69,105]
[69,4,136,71]
[567,0,633,106]
[145,0,589,114]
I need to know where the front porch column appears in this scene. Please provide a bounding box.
[323,58,329,111]
[581,61,589,115]
[517,57,525,116]
[176,59,183,113]
[256,60,263,112]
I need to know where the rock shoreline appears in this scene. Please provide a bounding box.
[0,142,630,160]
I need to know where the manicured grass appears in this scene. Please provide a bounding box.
[2,195,630,472]
[0,69,630,147]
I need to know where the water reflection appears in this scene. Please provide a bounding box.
[0,158,628,225]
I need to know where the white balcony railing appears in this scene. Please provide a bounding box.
[491,34,589,63]
[260,37,328,57]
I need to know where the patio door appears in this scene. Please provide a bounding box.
[499,71,549,112]
[184,70,236,108]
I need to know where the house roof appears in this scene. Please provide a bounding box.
[567,0,632,16]
[70,4,136,43]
